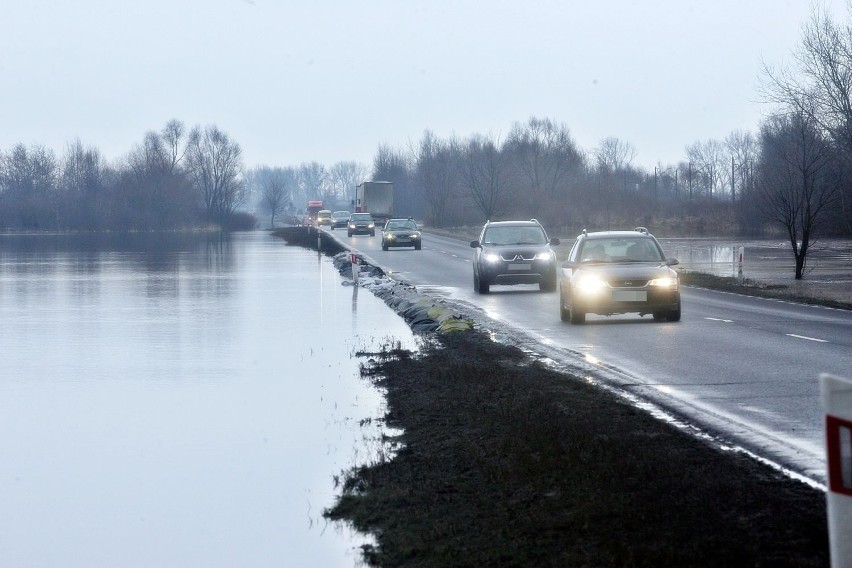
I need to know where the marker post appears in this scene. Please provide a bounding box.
[737,246,744,284]
[351,252,360,285]
[821,372,852,568]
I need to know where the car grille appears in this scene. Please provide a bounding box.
[608,279,649,288]
[499,252,537,261]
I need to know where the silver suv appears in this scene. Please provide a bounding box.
[469,220,560,293]
[559,227,681,323]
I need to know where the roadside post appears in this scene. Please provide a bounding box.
[737,246,744,284]
[351,252,360,285]
[316,227,321,251]
[821,372,852,568]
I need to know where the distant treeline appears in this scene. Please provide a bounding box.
[0,120,253,232]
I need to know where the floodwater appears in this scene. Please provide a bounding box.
[0,231,416,568]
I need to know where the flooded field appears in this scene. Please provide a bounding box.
[658,237,852,303]
[0,231,416,567]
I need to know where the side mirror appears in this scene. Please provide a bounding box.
[550,237,560,246]
[666,258,680,266]
[470,240,480,248]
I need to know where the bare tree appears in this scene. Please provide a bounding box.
[762,5,852,231]
[328,160,367,205]
[186,125,245,225]
[685,139,726,198]
[298,161,328,202]
[260,168,288,227]
[593,136,636,173]
[758,109,839,278]
[415,130,460,226]
[458,134,511,221]
[506,117,583,200]
[725,130,758,202]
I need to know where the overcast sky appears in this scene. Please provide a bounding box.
[1,0,847,171]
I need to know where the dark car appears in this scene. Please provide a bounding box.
[381,218,422,250]
[469,219,560,293]
[347,213,375,236]
[559,227,681,324]
[330,210,350,230]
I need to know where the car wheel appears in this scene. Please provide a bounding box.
[474,271,489,294]
[347,230,352,237]
[382,242,388,251]
[568,294,585,324]
[370,231,375,237]
[540,274,557,292]
[668,301,682,322]
[560,293,570,322]
[414,243,421,250]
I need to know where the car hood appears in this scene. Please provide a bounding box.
[571,262,676,280]
[483,244,550,259]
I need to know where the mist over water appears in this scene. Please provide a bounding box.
[0,231,416,567]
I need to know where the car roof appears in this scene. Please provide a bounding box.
[581,228,656,239]
[332,210,349,215]
[484,220,542,228]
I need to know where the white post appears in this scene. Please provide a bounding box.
[821,373,852,568]
[737,246,744,284]
[351,252,360,285]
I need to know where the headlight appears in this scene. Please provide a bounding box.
[349,223,355,228]
[368,223,375,228]
[534,251,554,261]
[412,234,420,239]
[575,276,609,294]
[386,234,394,240]
[483,253,501,262]
[649,277,678,288]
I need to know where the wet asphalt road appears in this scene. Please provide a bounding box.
[330,229,852,484]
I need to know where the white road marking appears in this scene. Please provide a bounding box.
[705,317,733,323]
[786,333,828,343]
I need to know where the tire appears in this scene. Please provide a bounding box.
[370,231,375,237]
[474,271,490,294]
[668,301,682,322]
[568,294,585,324]
[382,242,388,251]
[560,293,570,322]
[414,243,421,250]
[347,230,352,237]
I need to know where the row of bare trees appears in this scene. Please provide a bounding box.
[0,120,249,231]
[243,161,368,227]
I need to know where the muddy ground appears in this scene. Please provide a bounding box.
[325,332,829,567]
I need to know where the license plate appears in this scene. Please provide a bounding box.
[612,290,647,302]
[508,263,531,271]
[397,237,410,243]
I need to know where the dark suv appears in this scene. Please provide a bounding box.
[470,220,560,293]
[559,227,681,324]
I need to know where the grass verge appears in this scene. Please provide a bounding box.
[679,271,852,311]
[325,331,828,567]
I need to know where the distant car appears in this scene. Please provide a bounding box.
[469,219,560,293]
[347,213,375,236]
[316,210,332,226]
[330,210,350,230]
[381,218,422,250]
[559,227,681,324]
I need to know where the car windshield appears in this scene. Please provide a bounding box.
[386,220,416,230]
[351,214,372,221]
[333,211,349,218]
[482,226,546,246]
[580,237,664,263]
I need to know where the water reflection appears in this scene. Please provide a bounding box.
[0,231,415,568]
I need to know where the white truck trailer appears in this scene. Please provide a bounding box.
[355,181,394,223]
